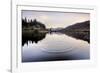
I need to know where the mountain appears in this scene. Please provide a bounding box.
[61,20,90,32]
[59,20,90,43]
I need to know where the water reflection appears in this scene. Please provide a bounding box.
[22,31,89,46]
[22,32,90,62]
[63,32,90,43]
[22,31,47,46]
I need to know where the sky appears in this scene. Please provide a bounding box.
[22,10,90,28]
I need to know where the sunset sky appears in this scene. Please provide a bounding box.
[22,10,90,28]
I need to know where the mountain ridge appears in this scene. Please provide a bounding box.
[62,20,90,32]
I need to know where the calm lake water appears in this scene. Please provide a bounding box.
[22,33,90,62]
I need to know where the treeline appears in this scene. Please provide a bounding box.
[22,18,46,29]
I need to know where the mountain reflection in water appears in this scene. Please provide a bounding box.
[22,31,90,62]
[22,31,89,46]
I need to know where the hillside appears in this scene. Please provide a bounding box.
[62,20,90,32]
[22,18,46,29]
[59,20,90,43]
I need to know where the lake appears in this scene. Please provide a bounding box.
[22,32,90,62]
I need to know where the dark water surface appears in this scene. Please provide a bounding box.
[22,33,90,62]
